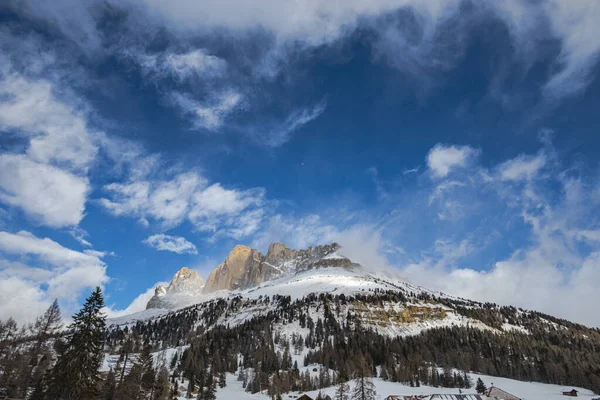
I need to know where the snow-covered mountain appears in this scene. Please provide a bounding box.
[146,267,205,309]
[146,242,355,310]
[130,241,573,340]
[106,242,600,397]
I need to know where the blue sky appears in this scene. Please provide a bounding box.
[1,0,600,326]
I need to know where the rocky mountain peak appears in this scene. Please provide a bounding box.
[265,242,297,264]
[147,242,353,307]
[167,266,205,294]
[146,266,205,309]
[203,241,351,293]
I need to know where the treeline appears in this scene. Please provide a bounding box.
[116,291,600,394]
[3,287,600,398]
[0,288,173,400]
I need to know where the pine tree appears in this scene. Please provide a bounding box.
[25,301,63,393]
[101,368,117,400]
[154,366,171,400]
[463,371,473,389]
[476,377,487,394]
[352,362,377,400]
[116,363,143,400]
[187,375,195,398]
[203,375,216,400]
[32,300,63,349]
[140,345,156,397]
[335,379,350,400]
[218,371,226,388]
[46,287,107,400]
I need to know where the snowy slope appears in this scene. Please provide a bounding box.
[108,266,509,338]
[174,372,599,400]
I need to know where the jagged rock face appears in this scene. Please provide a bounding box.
[203,242,351,292]
[203,245,267,292]
[167,267,205,294]
[146,267,204,309]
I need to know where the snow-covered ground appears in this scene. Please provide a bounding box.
[182,372,598,400]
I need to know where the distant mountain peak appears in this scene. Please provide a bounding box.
[146,242,353,309]
[203,241,350,293]
[146,266,204,309]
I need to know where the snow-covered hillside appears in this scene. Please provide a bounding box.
[172,372,599,400]
[104,243,600,399]
[108,266,488,338]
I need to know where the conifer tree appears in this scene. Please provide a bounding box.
[140,345,156,397]
[463,371,473,389]
[23,301,63,393]
[335,379,350,400]
[101,368,117,400]
[154,366,171,400]
[476,377,487,394]
[352,362,377,400]
[46,287,107,400]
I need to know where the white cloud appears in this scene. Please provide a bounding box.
[261,102,327,147]
[0,230,109,324]
[0,155,89,228]
[143,234,198,255]
[0,72,96,228]
[171,91,243,131]
[120,0,600,100]
[100,171,266,239]
[0,230,104,270]
[497,152,547,181]
[426,143,479,178]
[0,277,49,326]
[136,49,227,80]
[68,227,92,247]
[395,142,600,327]
[542,1,600,98]
[0,74,97,171]
[9,0,600,104]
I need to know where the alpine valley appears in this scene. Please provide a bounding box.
[101,242,600,398]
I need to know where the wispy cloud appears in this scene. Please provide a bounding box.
[0,70,97,228]
[245,101,326,147]
[142,234,198,255]
[171,90,244,131]
[426,143,479,178]
[137,49,227,81]
[0,230,109,324]
[100,170,267,239]
[497,152,547,181]
[266,102,326,147]
[68,227,92,247]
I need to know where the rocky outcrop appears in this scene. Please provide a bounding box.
[146,243,353,307]
[203,245,266,292]
[146,267,204,309]
[203,242,351,292]
[167,267,205,294]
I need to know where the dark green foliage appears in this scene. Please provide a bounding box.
[46,287,107,400]
[476,377,487,394]
[3,285,600,398]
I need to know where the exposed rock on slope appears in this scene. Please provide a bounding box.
[146,267,204,309]
[203,245,265,292]
[203,242,351,292]
[146,242,354,308]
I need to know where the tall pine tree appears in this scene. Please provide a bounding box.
[352,361,377,400]
[46,287,107,400]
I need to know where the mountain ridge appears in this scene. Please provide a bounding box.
[146,242,352,309]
